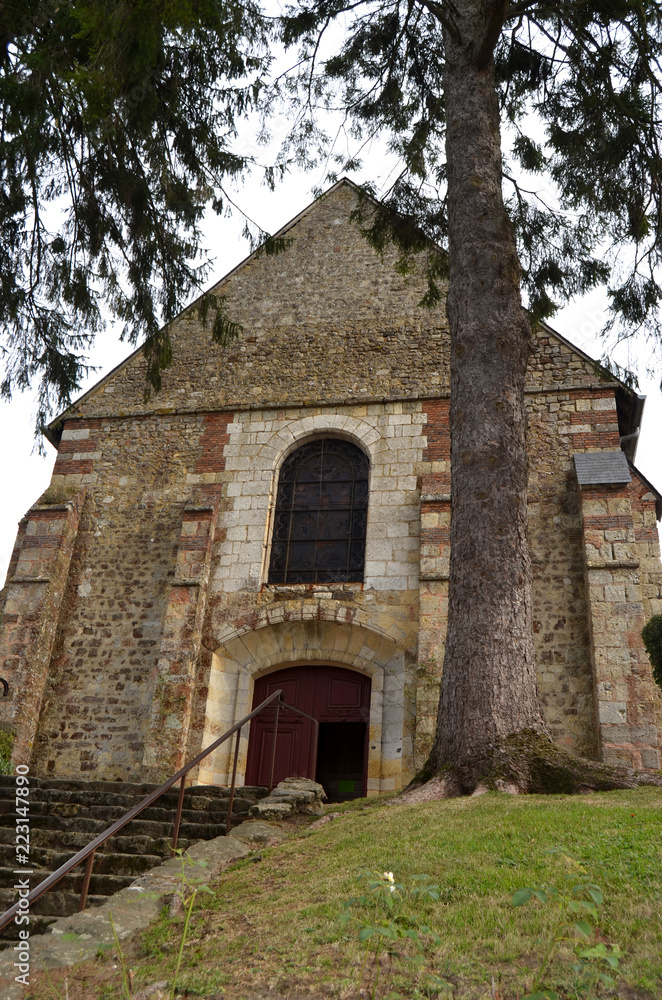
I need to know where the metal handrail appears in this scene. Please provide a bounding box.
[0,689,320,932]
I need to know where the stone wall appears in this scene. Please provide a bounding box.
[60,183,608,427]
[4,386,660,783]
[525,387,622,759]
[410,386,624,765]
[29,414,212,779]
[0,494,84,763]
[577,471,662,769]
[1,180,660,784]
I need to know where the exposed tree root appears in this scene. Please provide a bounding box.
[399,730,662,802]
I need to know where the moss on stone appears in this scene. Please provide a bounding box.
[36,484,81,506]
[642,614,662,692]
[0,728,14,775]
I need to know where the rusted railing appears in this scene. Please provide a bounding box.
[0,689,319,932]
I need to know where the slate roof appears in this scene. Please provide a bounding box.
[573,451,632,485]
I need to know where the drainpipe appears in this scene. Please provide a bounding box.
[619,393,646,463]
[619,426,640,446]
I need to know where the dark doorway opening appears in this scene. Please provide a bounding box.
[245,664,371,798]
[315,721,367,802]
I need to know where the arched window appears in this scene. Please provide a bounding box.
[268,438,369,584]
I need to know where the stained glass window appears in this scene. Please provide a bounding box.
[268,438,369,584]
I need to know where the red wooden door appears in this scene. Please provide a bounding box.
[245,665,370,792]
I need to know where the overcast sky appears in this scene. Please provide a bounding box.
[1,166,661,585]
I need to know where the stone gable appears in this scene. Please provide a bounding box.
[51,181,611,430]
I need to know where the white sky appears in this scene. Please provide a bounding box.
[1,165,661,585]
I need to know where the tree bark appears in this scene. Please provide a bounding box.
[426,1,546,789]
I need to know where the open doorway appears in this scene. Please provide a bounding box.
[315,721,367,801]
[245,664,371,800]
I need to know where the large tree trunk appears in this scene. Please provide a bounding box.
[414,2,662,797]
[425,1,546,790]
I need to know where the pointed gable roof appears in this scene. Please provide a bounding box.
[46,179,642,453]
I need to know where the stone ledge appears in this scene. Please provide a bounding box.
[586,559,640,570]
[50,382,621,427]
[31,503,76,512]
[261,584,363,596]
[229,820,288,844]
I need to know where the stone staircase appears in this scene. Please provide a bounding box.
[0,776,267,945]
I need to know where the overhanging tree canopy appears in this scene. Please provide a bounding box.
[0,0,269,427]
[281,0,662,344]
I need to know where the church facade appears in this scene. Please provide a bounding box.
[1,180,661,796]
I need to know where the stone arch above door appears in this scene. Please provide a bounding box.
[198,618,413,794]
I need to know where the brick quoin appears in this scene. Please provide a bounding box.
[52,459,94,476]
[570,431,622,449]
[583,515,635,530]
[423,473,449,491]
[182,508,215,522]
[52,418,101,476]
[420,528,450,545]
[582,484,629,500]
[422,400,450,462]
[629,474,661,543]
[569,411,619,425]
[566,388,616,401]
[195,412,234,473]
[178,537,211,552]
[630,475,659,510]
[57,438,99,454]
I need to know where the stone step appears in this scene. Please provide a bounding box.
[0,844,161,876]
[0,801,240,825]
[0,783,237,803]
[0,826,191,857]
[0,788,263,813]
[98,833,193,856]
[0,866,135,896]
[0,775,268,800]
[0,813,226,841]
[0,886,107,918]
[0,776,268,947]
[0,914,57,944]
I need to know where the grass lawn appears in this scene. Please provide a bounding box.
[26,787,662,1000]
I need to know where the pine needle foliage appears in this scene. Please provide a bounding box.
[279,0,662,361]
[0,0,271,429]
[6,1,662,430]
[642,614,662,691]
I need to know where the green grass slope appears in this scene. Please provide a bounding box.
[28,788,662,1000]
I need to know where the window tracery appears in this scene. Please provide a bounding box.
[268,438,369,584]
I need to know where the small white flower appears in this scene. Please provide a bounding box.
[389,885,395,893]
[383,871,394,882]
